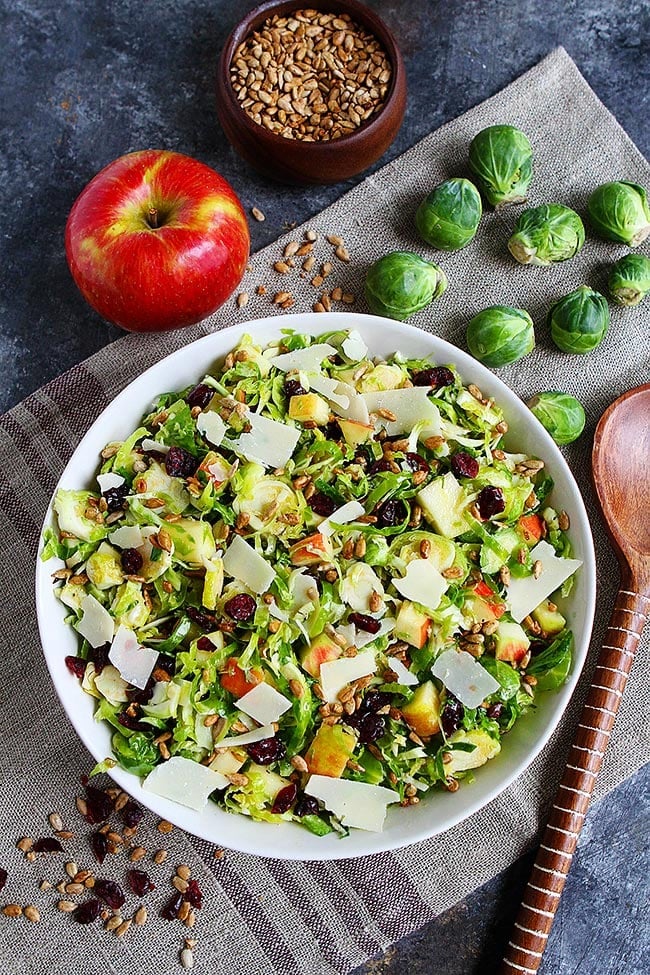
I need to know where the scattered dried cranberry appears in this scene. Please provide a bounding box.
[90,831,108,865]
[90,643,110,675]
[284,378,306,398]
[197,636,215,652]
[117,710,147,732]
[271,783,298,815]
[165,446,196,479]
[440,696,465,737]
[412,366,455,388]
[161,892,185,921]
[121,799,144,829]
[74,898,102,924]
[369,457,393,474]
[94,878,125,910]
[294,795,320,817]
[120,547,143,575]
[324,419,342,441]
[187,383,214,410]
[404,452,430,474]
[84,785,114,825]
[224,593,257,622]
[32,837,63,854]
[309,492,337,517]
[0,868,7,892]
[184,879,203,910]
[375,498,407,528]
[476,485,506,519]
[103,484,128,513]
[64,655,87,679]
[356,712,386,744]
[360,690,391,713]
[187,606,217,630]
[451,452,480,479]
[247,735,286,765]
[487,703,504,720]
[347,612,381,634]
[127,869,154,897]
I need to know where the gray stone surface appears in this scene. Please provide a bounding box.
[1,0,648,972]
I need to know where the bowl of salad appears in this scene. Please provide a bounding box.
[36,313,595,860]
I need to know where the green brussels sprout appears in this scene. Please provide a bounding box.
[364,251,447,321]
[527,391,586,445]
[466,305,535,367]
[415,178,482,250]
[607,253,650,306]
[548,286,610,354]
[587,181,650,246]
[468,125,533,207]
[508,205,585,266]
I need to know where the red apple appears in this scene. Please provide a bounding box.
[65,149,250,332]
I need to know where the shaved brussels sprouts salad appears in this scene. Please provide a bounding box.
[42,328,581,836]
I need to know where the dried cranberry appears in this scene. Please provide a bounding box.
[32,837,63,854]
[94,877,125,909]
[0,868,6,892]
[369,457,393,474]
[356,712,386,744]
[127,676,156,705]
[224,594,257,622]
[117,710,147,732]
[324,419,342,441]
[90,831,108,865]
[121,799,144,829]
[90,643,110,675]
[451,452,480,479]
[347,612,381,634]
[184,879,203,910]
[127,869,154,896]
[187,606,217,630]
[120,547,143,575]
[247,735,286,765]
[75,898,102,924]
[404,452,430,474]
[271,783,298,815]
[165,446,196,479]
[412,366,455,388]
[360,690,391,713]
[284,378,306,398]
[161,891,184,920]
[309,492,337,517]
[476,485,506,519]
[187,383,214,410]
[84,785,114,825]
[487,703,504,720]
[375,498,407,528]
[103,484,128,513]
[441,696,465,737]
[65,655,87,679]
[294,795,320,817]
[197,636,215,652]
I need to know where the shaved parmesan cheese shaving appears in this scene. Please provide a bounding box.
[108,624,159,690]
[237,411,301,468]
[268,603,289,623]
[305,372,350,408]
[340,563,385,615]
[319,500,365,536]
[334,623,356,648]
[289,568,319,613]
[222,534,275,594]
[77,593,115,648]
[319,649,376,702]
[506,540,582,624]
[196,411,226,447]
[341,330,368,362]
[336,618,395,650]
[141,438,170,454]
[362,388,444,438]
[97,472,125,493]
[305,775,399,832]
[214,724,275,748]
[236,683,291,725]
[207,458,233,484]
[392,559,449,614]
[109,525,145,549]
[331,382,370,423]
[389,657,419,686]
[268,344,336,373]
[432,649,500,708]
[143,756,228,810]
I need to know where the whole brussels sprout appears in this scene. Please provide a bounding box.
[468,125,533,208]
[528,391,586,445]
[508,204,585,266]
[608,253,650,306]
[466,305,535,367]
[587,181,650,246]
[364,252,447,321]
[415,178,482,250]
[548,286,610,354]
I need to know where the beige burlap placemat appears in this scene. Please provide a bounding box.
[0,48,648,975]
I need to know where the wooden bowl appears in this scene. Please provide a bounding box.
[215,0,407,185]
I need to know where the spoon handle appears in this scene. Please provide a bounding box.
[499,584,648,975]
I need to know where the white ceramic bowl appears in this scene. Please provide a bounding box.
[35,313,596,860]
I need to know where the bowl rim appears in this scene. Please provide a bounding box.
[217,0,406,153]
[35,312,596,861]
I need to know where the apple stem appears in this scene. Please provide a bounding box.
[148,207,158,229]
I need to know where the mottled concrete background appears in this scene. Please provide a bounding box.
[1,1,648,972]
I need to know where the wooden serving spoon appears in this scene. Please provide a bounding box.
[499,384,650,975]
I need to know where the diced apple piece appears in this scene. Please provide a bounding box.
[394,601,432,649]
[305,724,356,778]
[300,633,342,679]
[289,532,333,566]
[289,393,330,426]
[208,748,246,776]
[446,729,500,775]
[401,680,441,737]
[338,418,374,446]
[532,599,566,636]
[494,620,530,664]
